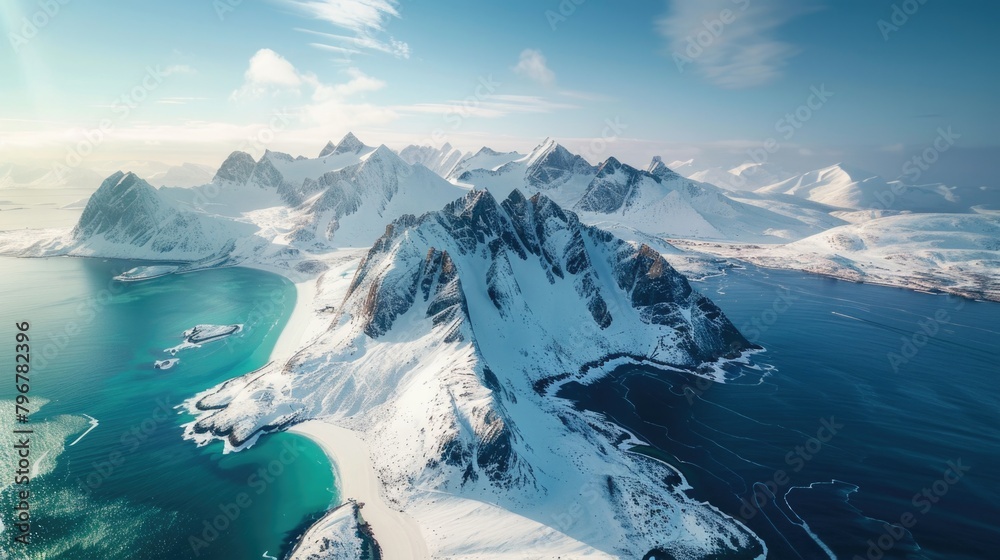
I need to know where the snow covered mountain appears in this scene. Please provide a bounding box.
[683,213,1000,302]
[454,143,826,241]
[455,138,597,208]
[162,133,469,249]
[576,156,831,241]
[728,162,793,190]
[446,146,525,180]
[319,132,370,158]
[755,163,969,212]
[669,160,792,191]
[67,171,259,260]
[186,189,762,558]
[284,145,469,248]
[1,134,472,262]
[397,142,467,178]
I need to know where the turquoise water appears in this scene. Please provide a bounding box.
[0,257,336,559]
[563,266,1000,559]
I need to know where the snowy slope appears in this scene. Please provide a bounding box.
[185,189,762,558]
[284,145,469,248]
[574,157,833,242]
[755,163,972,212]
[683,213,1000,301]
[728,162,793,190]
[669,159,791,192]
[397,143,467,178]
[455,138,597,208]
[446,146,524,180]
[287,502,369,560]
[0,134,471,264]
[0,171,263,261]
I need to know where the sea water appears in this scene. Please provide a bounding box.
[562,266,1000,559]
[0,257,336,559]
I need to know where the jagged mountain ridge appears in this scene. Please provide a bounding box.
[573,156,830,240]
[285,145,468,248]
[397,142,468,178]
[446,146,524,180]
[455,138,598,208]
[70,171,256,259]
[186,188,759,558]
[161,134,470,250]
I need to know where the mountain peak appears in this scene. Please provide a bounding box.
[647,156,680,180]
[213,151,257,184]
[363,144,406,168]
[822,162,878,182]
[523,140,596,190]
[318,141,338,158]
[261,149,294,163]
[318,133,368,158]
[334,132,366,155]
[474,146,502,157]
[73,171,164,241]
[596,156,624,175]
[525,137,560,166]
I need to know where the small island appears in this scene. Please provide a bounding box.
[166,324,244,355]
[154,358,179,370]
[114,265,180,282]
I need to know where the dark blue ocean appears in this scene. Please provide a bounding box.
[563,266,1000,559]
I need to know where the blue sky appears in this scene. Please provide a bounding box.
[1,0,997,183]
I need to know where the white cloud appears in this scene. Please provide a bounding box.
[512,49,556,86]
[230,49,392,133]
[231,49,305,99]
[312,68,386,101]
[279,0,410,59]
[658,0,819,88]
[282,0,399,32]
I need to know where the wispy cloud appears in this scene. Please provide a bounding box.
[512,49,556,87]
[278,0,410,60]
[399,94,577,119]
[297,28,410,62]
[657,0,820,89]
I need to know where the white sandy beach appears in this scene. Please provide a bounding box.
[266,277,320,364]
[291,420,431,560]
[257,251,432,558]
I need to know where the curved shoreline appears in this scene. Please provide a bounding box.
[290,420,431,560]
[255,265,432,559]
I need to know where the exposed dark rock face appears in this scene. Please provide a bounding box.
[349,188,751,363]
[212,151,257,184]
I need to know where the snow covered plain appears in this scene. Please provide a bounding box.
[672,213,1000,302]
